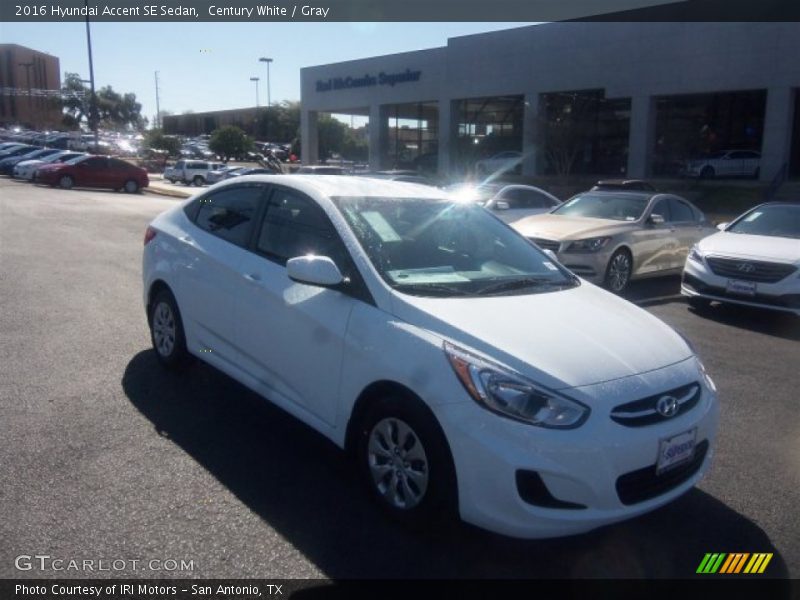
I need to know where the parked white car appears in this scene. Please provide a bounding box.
[446,182,561,225]
[13,151,85,180]
[163,159,226,186]
[474,151,523,176]
[682,202,800,315]
[683,150,760,179]
[143,175,718,538]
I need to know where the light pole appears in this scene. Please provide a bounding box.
[258,57,272,108]
[84,0,99,151]
[250,77,260,108]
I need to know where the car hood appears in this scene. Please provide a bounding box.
[512,214,635,241]
[698,231,800,264]
[390,282,691,390]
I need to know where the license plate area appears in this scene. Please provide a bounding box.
[726,279,757,296]
[656,428,697,475]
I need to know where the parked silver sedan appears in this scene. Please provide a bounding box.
[513,191,716,293]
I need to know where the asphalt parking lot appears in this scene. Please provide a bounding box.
[1,178,798,580]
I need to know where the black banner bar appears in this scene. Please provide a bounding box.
[2,0,799,23]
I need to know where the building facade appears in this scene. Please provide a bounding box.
[300,22,800,181]
[0,44,61,130]
[162,107,262,137]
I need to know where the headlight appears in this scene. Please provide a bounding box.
[564,236,611,253]
[696,357,717,393]
[688,245,704,263]
[444,342,589,428]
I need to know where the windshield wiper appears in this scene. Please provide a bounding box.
[393,282,475,297]
[475,277,572,296]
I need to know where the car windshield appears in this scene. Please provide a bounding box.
[727,204,800,239]
[333,196,578,297]
[551,193,649,221]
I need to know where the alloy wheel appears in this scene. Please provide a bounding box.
[152,301,177,358]
[607,252,632,293]
[367,417,430,510]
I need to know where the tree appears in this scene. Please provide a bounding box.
[317,115,347,160]
[209,126,252,162]
[536,92,598,181]
[143,129,181,157]
[257,100,300,143]
[59,73,146,131]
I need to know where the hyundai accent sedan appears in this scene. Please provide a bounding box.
[142,175,719,538]
[36,154,149,193]
[682,202,800,315]
[513,191,715,293]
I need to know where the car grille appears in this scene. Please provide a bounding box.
[529,238,561,253]
[705,256,796,283]
[616,440,709,505]
[610,382,701,427]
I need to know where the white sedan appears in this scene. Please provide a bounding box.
[143,175,718,538]
[682,202,800,315]
[445,182,561,225]
[13,151,85,181]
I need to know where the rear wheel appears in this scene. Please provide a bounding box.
[149,289,191,369]
[124,179,139,194]
[700,166,715,179]
[192,175,205,186]
[59,175,74,190]
[604,249,633,294]
[356,395,456,528]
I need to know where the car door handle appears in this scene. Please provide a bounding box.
[243,272,261,282]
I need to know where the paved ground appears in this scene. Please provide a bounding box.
[1,178,798,579]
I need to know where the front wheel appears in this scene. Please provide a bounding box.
[357,396,456,528]
[700,166,714,179]
[59,175,74,190]
[604,249,633,294]
[192,175,205,186]
[149,289,191,369]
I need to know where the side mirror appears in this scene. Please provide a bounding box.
[716,222,729,231]
[494,200,510,211]
[286,255,344,287]
[648,213,665,226]
[543,249,558,262]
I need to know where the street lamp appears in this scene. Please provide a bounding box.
[84,0,99,151]
[250,77,260,108]
[258,57,272,108]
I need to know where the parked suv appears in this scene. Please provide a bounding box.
[164,160,225,186]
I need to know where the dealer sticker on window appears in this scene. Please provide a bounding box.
[656,428,697,475]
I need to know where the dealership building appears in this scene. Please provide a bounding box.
[300,22,800,181]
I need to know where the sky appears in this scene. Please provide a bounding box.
[3,22,538,127]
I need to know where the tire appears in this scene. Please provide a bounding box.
[123,179,139,194]
[192,175,205,186]
[700,166,714,179]
[604,249,633,294]
[167,178,176,184]
[59,175,74,190]
[356,394,457,528]
[688,296,712,311]
[149,289,191,369]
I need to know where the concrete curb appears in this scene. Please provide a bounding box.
[143,185,193,199]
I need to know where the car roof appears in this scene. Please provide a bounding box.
[216,174,452,200]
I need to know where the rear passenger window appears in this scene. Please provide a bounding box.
[194,185,265,247]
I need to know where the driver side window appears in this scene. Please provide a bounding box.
[651,199,672,223]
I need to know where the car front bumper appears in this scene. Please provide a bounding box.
[557,250,613,284]
[682,256,800,316]
[434,356,719,538]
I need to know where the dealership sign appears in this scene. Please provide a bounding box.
[316,69,421,92]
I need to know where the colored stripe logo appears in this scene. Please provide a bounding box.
[697,553,773,574]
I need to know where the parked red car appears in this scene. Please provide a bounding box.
[36,155,149,193]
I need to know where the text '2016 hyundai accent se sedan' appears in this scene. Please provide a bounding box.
[142,175,719,538]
